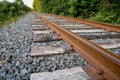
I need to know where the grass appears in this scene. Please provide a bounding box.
[0,12,30,28]
[0,18,16,27]
[0,16,20,28]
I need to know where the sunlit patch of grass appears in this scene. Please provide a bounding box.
[0,12,30,28]
[0,16,21,28]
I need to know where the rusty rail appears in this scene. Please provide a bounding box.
[39,17,120,80]
[49,14,120,33]
[34,12,120,80]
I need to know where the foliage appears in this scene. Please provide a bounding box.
[33,0,41,12]
[33,0,120,24]
[91,0,120,24]
[33,0,101,17]
[0,0,31,26]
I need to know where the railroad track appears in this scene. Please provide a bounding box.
[30,12,120,80]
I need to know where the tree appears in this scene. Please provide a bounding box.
[32,0,120,24]
[0,0,31,25]
[33,0,41,12]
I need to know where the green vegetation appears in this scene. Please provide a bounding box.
[0,0,31,26]
[33,0,120,25]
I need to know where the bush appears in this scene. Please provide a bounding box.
[33,0,120,25]
[0,0,31,26]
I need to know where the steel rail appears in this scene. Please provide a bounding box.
[39,16,120,80]
[49,14,120,33]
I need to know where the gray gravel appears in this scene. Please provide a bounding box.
[0,13,34,80]
[0,13,88,80]
[109,47,120,56]
[31,52,87,73]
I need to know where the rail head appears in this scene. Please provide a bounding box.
[39,15,120,80]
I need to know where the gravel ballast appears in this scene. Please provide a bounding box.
[0,13,87,80]
[0,13,34,80]
[31,52,87,73]
[0,12,120,80]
